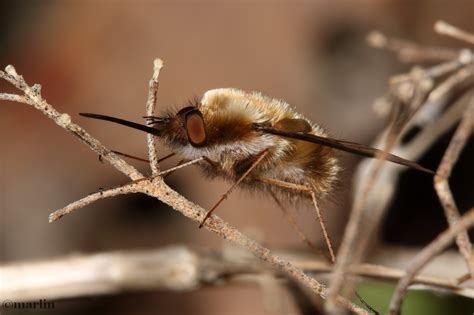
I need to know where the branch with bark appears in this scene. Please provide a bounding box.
[0,61,365,313]
[2,246,473,302]
[1,19,473,315]
[327,20,474,314]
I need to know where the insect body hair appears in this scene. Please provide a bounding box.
[176,88,341,199]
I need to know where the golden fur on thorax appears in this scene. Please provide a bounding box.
[160,88,340,198]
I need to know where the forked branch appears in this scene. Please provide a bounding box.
[0,63,367,314]
[328,20,474,313]
[388,208,474,315]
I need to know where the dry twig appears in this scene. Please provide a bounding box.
[2,20,474,314]
[328,21,474,312]
[435,20,474,45]
[367,31,458,63]
[388,208,474,315]
[145,58,163,175]
[434,99,474,277]
[0,63,367,314]
[2,246,472,302]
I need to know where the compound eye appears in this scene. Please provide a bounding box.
[185,110,207,146]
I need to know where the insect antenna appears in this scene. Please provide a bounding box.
[143,115,171,126]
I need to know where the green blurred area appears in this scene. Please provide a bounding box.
[355,281,474,315]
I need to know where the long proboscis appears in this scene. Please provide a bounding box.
[257,126,434,175]
[79,113,161,136]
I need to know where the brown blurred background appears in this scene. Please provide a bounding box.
[1,1,473,314]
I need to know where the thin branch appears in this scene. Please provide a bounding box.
[435,20,474,45]
[0,64,366,314]
[145,58,164,175]
[367,30,458,63]
[389,48,473,89]
[336,75,473,315]
[328,23,474,311]
[0,93,31,104]
[49,157,204,222]
[388,208,474,315]
[123,179,369,313]
[434,99,474,277]
[405,90,472,161]
[457,272,471,285]
[2,246,472,302]
[4,21,473,313]
[327,80,433,309]
[0,68,144,181]
[327,131,401,311]
[413,65,474,128]
[48,180,144,222]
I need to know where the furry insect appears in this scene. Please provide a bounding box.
[81,88,432,258]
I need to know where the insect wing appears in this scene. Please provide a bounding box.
[256,125,434,174]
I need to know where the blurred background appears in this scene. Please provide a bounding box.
[1,1,473,314]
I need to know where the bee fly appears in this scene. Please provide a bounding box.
[81,88,432,258]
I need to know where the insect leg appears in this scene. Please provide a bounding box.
[110,150,176,164]
[268,190,318,251]
[158,157,204,176]
[199,150,269,228]
[161,156,217,179]
[162,159,184,179]
[256,177,336,264]
[309,190,336,264]
[202,156,220,168]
